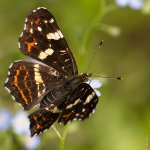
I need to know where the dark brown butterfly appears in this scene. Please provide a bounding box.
[4,7,99,136]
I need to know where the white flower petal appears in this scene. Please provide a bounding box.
[94,89,101,97]
[11,111,29,135]
[24,134,40,150]
[0,109,12,131]
[89,79,102,89]
[130,0,143,9]
[115,0,129,7]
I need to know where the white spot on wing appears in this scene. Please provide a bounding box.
[66,99,80,109]
[92,109,96,114]
[18,42,21,49]
[60,50,66,53]
[5,87,11,93]
[65,59,69,62]
[20,32,23,37]
[84,92,95,105]
[38,52,48,60]
[47,30,63,40]
[66,104,73,109]
[8,71,10,76]
[38,48,54,60]
[11,95,16,100]
[42,88,46,95]
[9,63,13,69]
[34,64,45,97]
[24,24,27,30]
[37,7,42,10]
[34,64,44,83]
[5,77,9,84]
[57,30,63,38]
[37,26,42,32]
[49,18,54,23]
[45,48,54,55]
[76,113,79,116]
[30,28,33,33]
[25,18,28,22]
[41,7,46,9]
[51,70,59,76]
[82,108,85,112]
[37,7,46,10]
[73,118,77,121]
[45,107,49,111]
[14,60,22,62]
[47,32,58,40]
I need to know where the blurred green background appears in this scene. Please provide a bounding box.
[0,0,150,150]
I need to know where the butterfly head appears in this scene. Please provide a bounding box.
[81,73,93,82]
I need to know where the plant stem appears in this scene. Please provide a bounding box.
[80,0,105,54]
[52,125,62,139]
[80,1,118,54]
[59,125,68,150]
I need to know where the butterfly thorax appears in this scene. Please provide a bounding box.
[64,73,92,91]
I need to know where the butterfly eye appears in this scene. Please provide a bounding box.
[81,73,86,78]
[88,73,93,77]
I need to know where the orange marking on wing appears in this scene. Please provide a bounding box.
[26,38,36,53]
[23,66,32,102]
[37,124,41,129]
[13,66,29,105]
[33,115,37,121]
[34,18,40,24]
[63,112,74,120]
[33,115,42,129]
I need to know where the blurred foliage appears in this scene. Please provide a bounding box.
[0,0,150,150]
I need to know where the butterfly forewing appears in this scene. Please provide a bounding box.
[5,61,64,110]
[19,7,78,75]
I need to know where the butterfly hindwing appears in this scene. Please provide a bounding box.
[29,83,98,136]
[29,86,69,136]
[19,7,78,75]
[28,106,60,136]
[5,61,64,110]
[58,83,98,124]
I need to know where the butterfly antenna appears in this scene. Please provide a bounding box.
[93,75,123,80]
[86,40,104,74]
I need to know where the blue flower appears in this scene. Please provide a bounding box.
[24,133,41,150]
[11,111,29,135]
[0,108,12,131]
[115,0,143,9]
[89,79,102,96]
[11,111,41,149]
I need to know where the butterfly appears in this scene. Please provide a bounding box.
[4,7,99,136]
